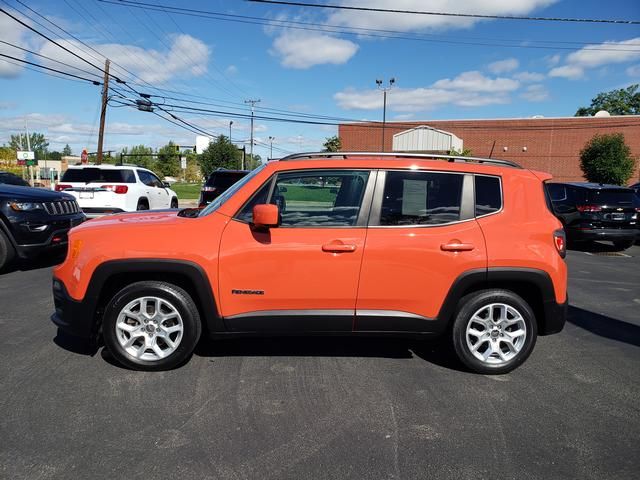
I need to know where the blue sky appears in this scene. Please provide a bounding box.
[1,0,639,159]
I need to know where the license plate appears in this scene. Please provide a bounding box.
[79,191,94,199]
[611,213,625,220]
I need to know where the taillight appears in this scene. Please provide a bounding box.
[576,205,602,213]
[101,185,128,194]
[55,184,71,191]
[202,186,216,192]
[553,229,566,259]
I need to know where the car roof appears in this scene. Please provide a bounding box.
[209,170,249,175]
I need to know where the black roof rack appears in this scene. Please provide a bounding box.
[279,151,522,168]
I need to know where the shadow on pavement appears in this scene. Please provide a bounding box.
[568,240,629,253]
[0,253,65,275]
[567,305,640,347]
[53,329,99,356]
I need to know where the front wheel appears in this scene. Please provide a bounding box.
[102,281,201,370]
[0,230,16,271]
[452,290,537,375]
[170,198,178,209]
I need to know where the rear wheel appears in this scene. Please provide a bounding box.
[170,197,178,209]
[452,290,537,375]
[613,239,634,251]
[136,199,149,211]
[102,281,201,370]
[0,230,16,271]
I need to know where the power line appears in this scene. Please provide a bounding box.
[96,0,640,52]
[248,0,640,25]
[0,53,102,84]
[0,57,88,84]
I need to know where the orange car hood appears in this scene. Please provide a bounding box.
[75,210,184,231]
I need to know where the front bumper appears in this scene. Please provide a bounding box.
[568,227,637,242]
[11,213,85,259]
[51,278,96,340]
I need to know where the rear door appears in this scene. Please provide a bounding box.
[217,169,375,332]
[355,169,487,332]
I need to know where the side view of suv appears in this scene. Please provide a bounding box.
[199,169,248,207]
[51,152,567,374]
[57,164,178,217]
[546,182,638,250]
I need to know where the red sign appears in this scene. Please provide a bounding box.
[81,149,88,164]
[17,159,26,166]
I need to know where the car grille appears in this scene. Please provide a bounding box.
[43,200,81,216]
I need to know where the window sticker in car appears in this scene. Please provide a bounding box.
[402,179,428,216]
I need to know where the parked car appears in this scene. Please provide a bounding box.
[0,171,29,187]
[199,169,248,207]
[52,152,567,374]
[57,165,178,217]
[0,183,85,270]
[632,182,640,244]
[546,182,638,250]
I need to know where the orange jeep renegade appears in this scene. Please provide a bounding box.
[51,152,567,374]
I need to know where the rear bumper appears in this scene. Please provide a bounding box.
[80,207,125,218]
[568,227,636,242]
[51,277,96,340]
[541,297,568,335]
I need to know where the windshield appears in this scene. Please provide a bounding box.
[198,164,266,217]
[61,168,136,183]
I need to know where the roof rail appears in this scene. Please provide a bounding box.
[279,151,522,168]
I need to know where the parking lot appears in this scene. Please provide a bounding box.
[1,244,638,480]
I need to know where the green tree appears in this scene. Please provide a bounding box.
[579,133,636,185]
[245,153,261,170]
[62,144,72,156]
[575,84,640,116]
[120,145,155,171]
[48,151,62,161]
[0,146,14,161]
[322,135,342,152]
[184,152,202,182]
[156,141,181,178]
[198,135,241,177]
[9,132,49,159]
[449,147,473,157]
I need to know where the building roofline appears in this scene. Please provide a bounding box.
[340,115,640,125]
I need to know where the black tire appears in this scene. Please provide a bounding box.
[613,239,634,251]
[102,281,202,371]
[452,289,537,375]
[170,197,179,209]
[0,230,16,272]
[136,199,149,211]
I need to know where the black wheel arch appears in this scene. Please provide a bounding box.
[83,259,223,338]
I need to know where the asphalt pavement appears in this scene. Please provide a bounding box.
[1,245,639,480]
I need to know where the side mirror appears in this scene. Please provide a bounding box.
[162,181,171,188]
[252,204,279,229]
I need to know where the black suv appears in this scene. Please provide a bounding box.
[547,182,637,249]
[0,184,85,270]
[0,171,29,187]
[199,169,248,207]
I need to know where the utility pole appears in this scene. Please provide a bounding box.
[244,99,260,170]
[268,136,275,160]
[376,78,395,152]
[96,59,110,165]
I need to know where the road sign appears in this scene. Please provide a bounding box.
[16,151,34,160]
[180,156,187,169]
[25,159,37,166]
[17,159,26,166]
[81,149,88,164]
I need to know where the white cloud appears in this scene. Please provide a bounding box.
[270,30,359,69]
[549,37,640,80]
[513,71,545,82]
[627,64,640,77]
[335,70,519,112]
[520,84,549,102]
[488,58,519,74]
[0,15,31,78]
[38,34,210,84]
[225,65,238,75]
[327,0,557,32]
[545,54,561,67]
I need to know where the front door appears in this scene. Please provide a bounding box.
[218,169,375,332]
[355,170,487,332]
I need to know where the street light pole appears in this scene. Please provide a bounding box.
[229,120,233,143]
[244,99,261,170]
[376,78,395,152]
[268,136,274,160]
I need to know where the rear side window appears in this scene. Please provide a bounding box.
[475,175,502,216]
[587,189,633,206]
[206,172,247,189]
[61,168,136,183]
[380,171,463,226]
[546,183,567,202]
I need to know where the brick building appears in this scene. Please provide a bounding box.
[338,115,640,183]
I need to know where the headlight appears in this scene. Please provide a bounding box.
[10,202,44,211]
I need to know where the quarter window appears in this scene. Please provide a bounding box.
[380,171,463,226]
[475,175,502,216]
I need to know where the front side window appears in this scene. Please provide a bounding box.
[380,171,463,226]
[236,170,370,227]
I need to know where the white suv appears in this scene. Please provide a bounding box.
[56,165,178,217]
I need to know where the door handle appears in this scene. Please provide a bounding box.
[441,241,475,252]
[322,241,357,253]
